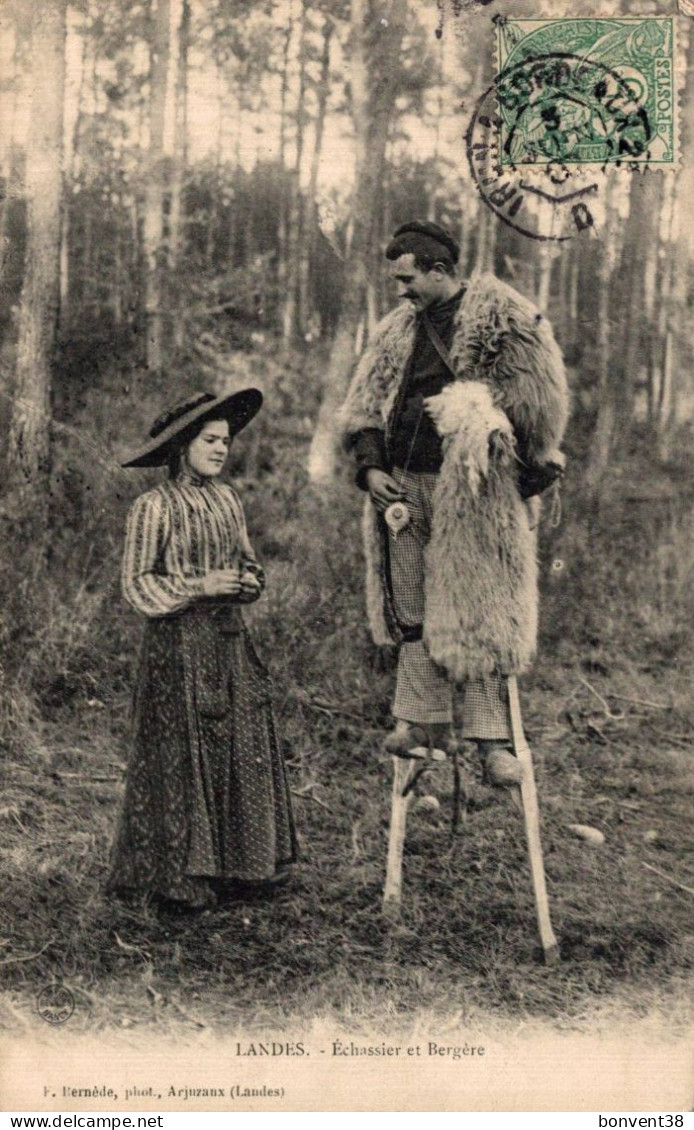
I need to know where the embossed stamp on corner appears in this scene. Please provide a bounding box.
[37,982,75,1025]
[495,17,676,168]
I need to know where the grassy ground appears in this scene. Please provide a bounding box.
[1,345,693,1042]
[1,454,693,1042]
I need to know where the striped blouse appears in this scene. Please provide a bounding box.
[122,471,260,618]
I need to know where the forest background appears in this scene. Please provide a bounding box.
[0,0,693,1054]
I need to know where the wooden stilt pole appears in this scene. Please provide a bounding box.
[507,675,560,964]
[381,693,558,966]
[382,756,416,911]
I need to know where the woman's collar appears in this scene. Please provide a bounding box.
[176,458,209,488]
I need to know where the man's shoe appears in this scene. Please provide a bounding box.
[484,747,523,787]
[427,724,461,758]
[383,722,447,761]
[384,721,424,754]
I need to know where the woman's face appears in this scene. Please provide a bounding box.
[186,419,231,478]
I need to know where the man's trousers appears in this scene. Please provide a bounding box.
[388,467,510,739]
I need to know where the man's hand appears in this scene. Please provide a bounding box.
[200,569,243,597]
[365,469,405,512]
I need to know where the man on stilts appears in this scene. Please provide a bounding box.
[338,220,569,957]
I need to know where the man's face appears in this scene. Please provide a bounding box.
[389,253,449,311]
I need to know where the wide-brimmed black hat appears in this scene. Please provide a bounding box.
[122,388,263,468]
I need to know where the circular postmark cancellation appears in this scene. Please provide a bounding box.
[466,52,656,241]
[495,16,675,167]
[37,983,75,1025]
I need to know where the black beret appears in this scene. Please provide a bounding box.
[392,220,460,264]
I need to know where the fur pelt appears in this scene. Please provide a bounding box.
[338,272,569,460]
[422,383,538,680]
[339,272,569,680]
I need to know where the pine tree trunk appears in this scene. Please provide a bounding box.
[9,0,66,530]
[59,199,70,316]
[169,0,190,271]
[458,196,471,279]
[617,174,659,431]
[206,63,225,271]
[143,0,171,373]
[79,44,99,308]
[536,243,554,312]
[427,35,444,223]
[0,13,18,255]
[282,0,308,347]
[307,0,408,484]
[657,23,693,454]
[474,194,498,274]
[556,244,570,342]
[299,15,333,338]
[568,250,579,329]
[170,0,190,347]
[112,198,124,325]
[654,176,678,454]
[654,175,677,431]
[2,0,32,255]
[57,10,85,325]
[82,206,93,308]
[380,150,392,313]
[584,179,623,501]
[277,5,294,293]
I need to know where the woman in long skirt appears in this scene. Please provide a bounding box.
[107,388,296,910]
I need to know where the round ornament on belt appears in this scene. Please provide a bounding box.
[384,501,410,537]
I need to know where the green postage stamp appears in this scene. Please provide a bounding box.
[494,17,676,167]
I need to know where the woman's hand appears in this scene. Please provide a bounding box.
[365,469,405,513]
[200,569,243,598]
[237,569,262,604]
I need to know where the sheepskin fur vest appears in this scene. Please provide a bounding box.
[338,272,570,682]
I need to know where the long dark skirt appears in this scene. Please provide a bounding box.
[107,601,297,905]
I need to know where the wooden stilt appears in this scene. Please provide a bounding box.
[382,756,416,911]
[507,675,560,964]
[381,693,558,966]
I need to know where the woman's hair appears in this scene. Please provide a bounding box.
[167,446,186,480]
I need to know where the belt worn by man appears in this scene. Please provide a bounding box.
[338,219,569,786]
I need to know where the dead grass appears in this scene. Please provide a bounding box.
[1,629,693,1038]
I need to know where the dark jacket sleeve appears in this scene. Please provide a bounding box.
[347,428,388,491]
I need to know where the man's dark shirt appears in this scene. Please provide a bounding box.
[350,288,465,489]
